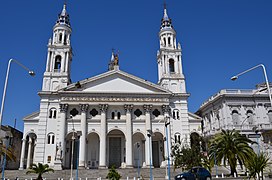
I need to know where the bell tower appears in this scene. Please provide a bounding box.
[42,4,73,91]
[157,5,186,93]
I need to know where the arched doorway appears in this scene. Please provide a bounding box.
[152,132,164,168]
[86,132,100,169]
[64,132,80,169]
[107,129,125,168]
[25,133,37,169]
[132,132,145,167]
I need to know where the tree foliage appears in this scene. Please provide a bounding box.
[26,163,54,180]
[245,152,270,179]
[209,129,255,176]
[0,137,16,162]
[106,166,121,180]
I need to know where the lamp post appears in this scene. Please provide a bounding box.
[252,126,260,155]
[76,131,82,180]
[135,142,141,179]
[0,59,35,128]
[147,129,153,180]
[70,129,76,180]
[164,116,171,180]
[231,64,272,107]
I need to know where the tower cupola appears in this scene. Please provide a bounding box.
[55,4,71,27]
[160,8,173,30]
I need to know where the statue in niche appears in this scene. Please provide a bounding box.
[56,142,62,161]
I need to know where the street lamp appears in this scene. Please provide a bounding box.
[147,129,153,180]
[164,116,171,180]
[0,59,35,127]
[252,126,260,155]
[231,64,272,107]
[135,142,141,179]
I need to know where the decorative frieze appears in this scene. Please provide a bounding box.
[99,104,108,113]
[80,104,89,112]
[124,104,134,113]
[61,96,169,103]
[59,104,68,112]
[143,104,153,113]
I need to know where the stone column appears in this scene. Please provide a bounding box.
[59,104,68,161]
[79,104,89,168]
[99,104,108,168]
[124,104,133,168]
[143,104,153,167]
[19,139,26,170]
[26,138,33,169]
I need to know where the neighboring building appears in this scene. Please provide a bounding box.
[19,4,201,170]
[0,125,23,170]
[196,83,272,158]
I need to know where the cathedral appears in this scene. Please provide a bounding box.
[19,4,201,170]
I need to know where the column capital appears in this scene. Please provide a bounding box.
[99,104,108,113]
[162,105,171,114]
[80,104,89,112]
[60,104,68,112]
[124,104,133,113]
[143,104,153,113]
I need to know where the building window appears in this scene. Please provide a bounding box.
[231,110,239,125]
[47,133,55,144]
[47,156,51,163]
[172,109,180,120]
[90,108,98,117]
[54,55,61,71]
[169,59,175,73]
[134,109,142,117]
[268,110,272,123]
[59,33,62,42]
[168,37,171,45]
[152,109,160,117]
[111,112,115,119]
[117,112,121,119]
[70,108,79,117]
[246,110,254,125]
[49,108,57,119]
[174,133,181,144]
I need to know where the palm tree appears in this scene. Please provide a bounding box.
[26,163,54,180]
[209,129,255,176]
[245,152,270,179]
[0,137,16,163]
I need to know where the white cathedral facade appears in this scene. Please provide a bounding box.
[19,4,201,170]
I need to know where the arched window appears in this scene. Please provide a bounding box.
[49,108,57,119]
[246,110,254,125]
[163,38,166,46]
[268,110,272,123]
[64,34,67,45]
[47,133,55,144]
[59,33,62,42]
[172,109,180,120]
[169,59,175,73]
[54,55,61,71]
[232,110,239,125]
[174,133,181,144]
[117,112,121,119]
[168,37,171,46]
[111,112,115,119]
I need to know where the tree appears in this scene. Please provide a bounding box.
[245,152,270,179]
[172,143,204,170]
[0,137,16,166]
[106,166,121,180]
[26,163,54,180]
[209,129,255,176]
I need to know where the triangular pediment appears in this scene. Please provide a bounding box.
[62,70,171,94]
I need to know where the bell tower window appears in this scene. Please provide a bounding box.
[59,33,62,42]
[163,38,166,46]
[54,55,61,71]
[64,34,67,45]
[169,59,175,73]
[168,37,171,46]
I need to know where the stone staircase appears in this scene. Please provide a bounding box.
[4,168,178,180]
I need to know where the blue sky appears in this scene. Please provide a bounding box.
[0,0,272,131]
